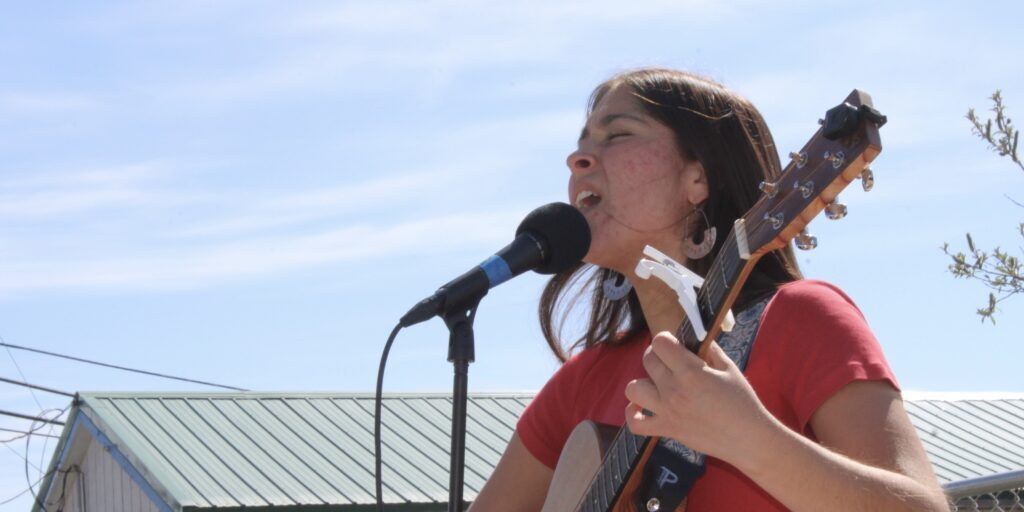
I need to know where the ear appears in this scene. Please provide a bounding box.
[683,160,709,206]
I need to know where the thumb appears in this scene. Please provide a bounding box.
[705,341,737,372]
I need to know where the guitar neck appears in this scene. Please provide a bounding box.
[683,222,758,357]
[576,428,651,511]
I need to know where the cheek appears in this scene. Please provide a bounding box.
[606,145,687,226]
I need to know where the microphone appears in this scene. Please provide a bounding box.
[400,202,591,327]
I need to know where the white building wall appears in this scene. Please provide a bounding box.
[51,433,162,512]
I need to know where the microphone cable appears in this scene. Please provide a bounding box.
[375,322,403,512]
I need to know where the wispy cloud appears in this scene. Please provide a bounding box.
[0,91,99,114]
[0,161,175,219]
[173,166,470,237]
[0,210,520,297]
[145,0,740,108]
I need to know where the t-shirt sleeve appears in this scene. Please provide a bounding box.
[516,351,590,469]
[758,280,899,433]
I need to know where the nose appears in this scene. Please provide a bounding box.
[566,149,595,174]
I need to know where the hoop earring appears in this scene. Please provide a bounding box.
[602,271,633,301]
[682,208,716,260]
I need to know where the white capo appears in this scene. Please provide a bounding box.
[634,245,734,341]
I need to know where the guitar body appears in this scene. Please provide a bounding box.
[542,422,671,512]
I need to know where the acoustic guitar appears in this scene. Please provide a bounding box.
[540,90,886,512]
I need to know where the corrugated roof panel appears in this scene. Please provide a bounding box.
[308,397,416,503]
[232,397,377,503]
[375,398,462,499]
[211,397,356,504]
[101,397,227,508]
[279,397,409,503]
[66,392,1023,510]
[328,397,437,504]
[908,404,1005,481]
[912,402,1014,473]
[161,398,301,507]
[381,398,490,493]
[82,396,197,509]
[183,398,330,506]
[962,401,1024,449]
[135,397,256,507]
[228,397,368,501]
[904,397,1024,483]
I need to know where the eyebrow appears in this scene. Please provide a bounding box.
[578,113,647,143]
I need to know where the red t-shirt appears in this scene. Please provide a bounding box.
[517,279,899,511]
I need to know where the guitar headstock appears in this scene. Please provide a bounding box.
[743,90,886,256]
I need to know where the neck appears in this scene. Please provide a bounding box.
[623,255,690,338]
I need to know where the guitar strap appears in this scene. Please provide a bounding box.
[635,292,774,511]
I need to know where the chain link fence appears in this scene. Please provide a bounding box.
[946,470,1024,512]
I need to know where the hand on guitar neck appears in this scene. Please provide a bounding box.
[623,333,776,469]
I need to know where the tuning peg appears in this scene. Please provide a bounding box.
[825,200,848,220]
[859,167,875,191]
[764,212,784,230]
[759,180,779,198]
[788,151,807,168]
[795,230,818,250]
[823,150,845,169]
[794,179,815,199]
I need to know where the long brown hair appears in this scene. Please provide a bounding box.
[540,68,803,362]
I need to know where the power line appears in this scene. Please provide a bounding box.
[0,409,64,426]
[0,375,74,398]
[2,336,44,413]
[0,341,248,391]
[0,427,59,441]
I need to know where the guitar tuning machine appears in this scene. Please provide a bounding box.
[759,180,779,198]
[858,167,875,192]
[825,199,848,220]
[795,229,818,251]
[793,179,814,199]
[764,212,784,230]
[788,151,807,168]
[823,150,845,169]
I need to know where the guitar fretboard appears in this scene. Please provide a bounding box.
[577,428,649,512]
[575,225,752,511]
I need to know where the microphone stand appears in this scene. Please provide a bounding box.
[442,297,481,512]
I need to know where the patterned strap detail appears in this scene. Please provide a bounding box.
[635,294,773,511]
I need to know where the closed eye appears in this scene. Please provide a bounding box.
[606,132,630,141]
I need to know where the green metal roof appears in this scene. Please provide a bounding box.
[903,392,1024,484]
[36,391,1024,511]
[37,392,531,511]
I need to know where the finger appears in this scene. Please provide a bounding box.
[624,402,662,437]
[706,341,738,372]
[650,331,703,374]
[642,344,673,385]
[624,378,661,412]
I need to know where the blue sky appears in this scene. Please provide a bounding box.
[2,0,1023,507]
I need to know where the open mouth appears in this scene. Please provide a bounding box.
[575,190,602,209]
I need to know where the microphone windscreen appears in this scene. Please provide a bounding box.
[516,202,591,275]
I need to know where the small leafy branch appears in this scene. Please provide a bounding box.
[943,91,1023,323]
[943,228,1024,323]
[966,90,1022,172]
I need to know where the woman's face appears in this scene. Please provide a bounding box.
[567,85,708,273]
